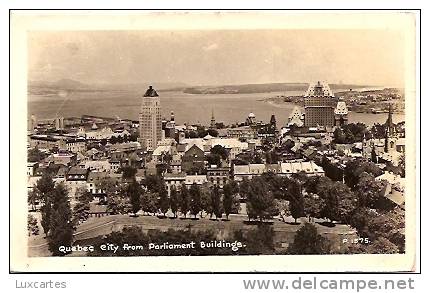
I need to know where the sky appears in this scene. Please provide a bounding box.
[28,30,405,87]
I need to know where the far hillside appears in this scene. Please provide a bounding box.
[183,83,371,95]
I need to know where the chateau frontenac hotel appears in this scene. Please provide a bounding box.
[304,81,348,128]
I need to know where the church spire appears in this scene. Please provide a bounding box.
[210,108,216,129]
[384,104,397,152]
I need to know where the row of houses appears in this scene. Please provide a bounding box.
[163,160,324,196]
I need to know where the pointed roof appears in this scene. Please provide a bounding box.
[143,86,159,97]
[287,106,304,127]
[304,81,334,97]
[385,104,396,137]
[334,101,348,115]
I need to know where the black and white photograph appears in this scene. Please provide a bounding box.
[10,10,418,272]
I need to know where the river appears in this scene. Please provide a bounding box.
[28,90,404,127]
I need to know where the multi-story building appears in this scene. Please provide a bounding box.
[181,144,206,174]
[65,137,86,153]
[139,86,162,151]
[207,166,230,187]
[304,81,337,127]
[164,173,186,196]
[227,126,257,140]
[233,160,324,181]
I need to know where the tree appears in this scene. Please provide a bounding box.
[261,172,290,199]
[371,146,378,163]
[189,184,202,218]
[335,182,357,223]
[142,175,165,192]
[206,154,221,167]
[96,177,118,197]
[275,199,290,222]
[211,145,228,160]
[348,207,375,237]
[28,189,39,211]
[36,173,55,236]
[333,127,346,144]
[318,180,356,223]
[207,128,218,137]
[287,223,331,254]
[196,125,208,138]
[48,183,73,256]
[355,172,385,208]
[289,189,304,223]
[367,209,405,252]
[106,186,131,215]
[127,181,143,215]
[141,191,158,215]
[169,186,179,218]
[27,214,39,236]
[200,185,212,218]
[223,181,240,220]
[207,145,228,166]
[304,194,323,222]
[245,177,278,222]
[158,184,169,217]
[344,159,383,189]
[320,156,343,181]
[333,123,367,144]
[239,178,251,200]
[121,166,137,180]
[211,186,223,219]
[370,123,386,139]
[72,187,93,227]
[179,183,190,218]
[109,136,118,144]
[348,208,405,253]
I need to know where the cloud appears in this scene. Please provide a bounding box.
[202,43,219,51]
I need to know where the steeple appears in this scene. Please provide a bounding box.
[386,104,395,136]
[384,104,397,153]
[170,111,175,122]
[210,108,216,129]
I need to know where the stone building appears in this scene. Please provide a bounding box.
[304,81,337,127]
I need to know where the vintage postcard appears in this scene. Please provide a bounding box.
[10,10,418,272]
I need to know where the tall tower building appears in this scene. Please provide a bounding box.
[384,104,398,153]
[139,86,162,151]
[304,81,337,127]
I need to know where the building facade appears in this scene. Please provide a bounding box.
[304,81,337,127]
[139,86,162,151]
[334,101,349,127]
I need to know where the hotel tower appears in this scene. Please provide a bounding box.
[304,81,337,127]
